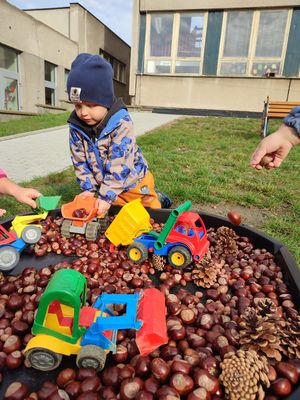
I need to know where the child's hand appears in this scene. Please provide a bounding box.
[13,187,42,209]
[96,199,111,215]
[0,208,6,217]
[79,191,95,199]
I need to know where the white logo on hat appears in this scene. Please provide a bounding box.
[70,87,82,103]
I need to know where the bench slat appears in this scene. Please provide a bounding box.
[268,112,290,117]
[269,102,299,106]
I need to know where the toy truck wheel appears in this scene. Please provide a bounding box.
[0,246,20,271]
[127,242,148,264]
[61,220,72,238]
[25,348,62,371]
[85,221,100,241]
[168,245,192,269]
[99,214,109,233]
[21,226,42,244]
[76,345,107,371]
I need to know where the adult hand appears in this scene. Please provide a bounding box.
[250,125,300,170]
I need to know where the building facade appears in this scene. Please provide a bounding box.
[0,1,131,116]
[130,0,300,113]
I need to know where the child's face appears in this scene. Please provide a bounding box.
[74,102,108,125]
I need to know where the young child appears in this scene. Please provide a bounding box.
[0,168,41,217]
[66,53,162,214]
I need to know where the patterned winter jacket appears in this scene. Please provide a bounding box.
[68,99,148,204]
[284,106,300,136]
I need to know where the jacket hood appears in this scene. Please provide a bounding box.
[68,98,127,141]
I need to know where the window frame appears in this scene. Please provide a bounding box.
[144,12,208,76]
[0,44,20,111]
[217,8,292,77]
[99,49,126,84]
[44,61,57,106]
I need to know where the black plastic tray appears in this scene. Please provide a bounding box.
[1,208,299,399]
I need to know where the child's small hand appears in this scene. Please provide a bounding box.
[13,187,42,209]
[0,208,6,217]
[79,191,95,199]
[96,199,111,215]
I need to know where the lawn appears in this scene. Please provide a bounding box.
[0,112,70,138]
[1,116,299,263]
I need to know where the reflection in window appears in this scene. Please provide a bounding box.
[220,62,247,75]
[223,11,253,57]
[175,61,200,74]
[252,62,280,77]
[150,14,173,57]
[147,60,171,74]
[4,77,18,110]
[0,45,18,72]
[44,61,56,106]
[255,10,288,57]
[0,45,19,110]
[177,14,204,58]
[100,50,126,83]
[45,61,56,83]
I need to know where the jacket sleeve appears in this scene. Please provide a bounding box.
[69,129,98,193]
[98,120,139,203]
[283,106,300,136]
[0,169,7,179]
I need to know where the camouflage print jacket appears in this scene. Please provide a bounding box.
[68,100,148,204]
[284,106,300,136]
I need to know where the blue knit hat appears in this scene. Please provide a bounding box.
[67,53,114,108]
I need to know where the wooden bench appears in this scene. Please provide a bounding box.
[261,96,299,137]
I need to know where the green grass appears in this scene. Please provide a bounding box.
[1,116,299,263]
[0,112,70,138]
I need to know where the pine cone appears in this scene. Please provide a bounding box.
[215,226,238,257]
[152,254,166,272]
[239,299,284,361]
[192,255,225,288]
[280,314,300,359]
[220,349,270,400]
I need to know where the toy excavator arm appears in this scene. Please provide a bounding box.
[11,212,48,237]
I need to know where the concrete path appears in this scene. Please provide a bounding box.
[0,111,181,183]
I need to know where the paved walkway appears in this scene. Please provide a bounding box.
[0,111,181,183]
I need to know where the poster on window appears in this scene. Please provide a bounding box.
[4,77,18,110]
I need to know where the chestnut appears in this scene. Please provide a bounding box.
[79,376,101,393]
[101,366,119,386]
[4,382,30,400]
[5,350,24,369]
[193,370,219,394]
[169,372,194,395]
[276,361,299,384]
[271,378,292,396]
[65,381,81,398]
[227,211,241,225]
[3,335,21,354]
[56,368,77,388]
[187,387,211,400]
[135,391,154,400]
[120,377,144,400]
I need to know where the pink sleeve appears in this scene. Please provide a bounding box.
[0,169,7,179]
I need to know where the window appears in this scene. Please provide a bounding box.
[64,69,69,92]
[219,9,291,77]
[0,45,19,111]
[145,12,206,74]
[44,61,56,106]
[100,50,126,83]
[252,10,288,76]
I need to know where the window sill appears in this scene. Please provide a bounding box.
[35,103,67,111]
[136,73,300,79]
